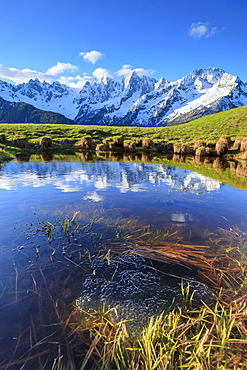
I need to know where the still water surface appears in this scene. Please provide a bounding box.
[0,155,246,368]
[1,156,246,246]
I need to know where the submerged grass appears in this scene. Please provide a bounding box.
[1,211,247,369]
[66,221,247,369]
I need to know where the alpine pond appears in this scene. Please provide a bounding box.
[0,153,247,368]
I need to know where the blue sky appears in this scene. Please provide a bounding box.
[0,0,246,88]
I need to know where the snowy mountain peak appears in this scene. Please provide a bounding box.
[180,67,225,86]
[0,67,246,126]
[94,75,112,85]
[155,77,169,91]
[191,67,225,79]
[123,71,138,89]
[123,72,156,97]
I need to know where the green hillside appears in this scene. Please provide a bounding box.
[0,105,247,146]
[162,105,247,144]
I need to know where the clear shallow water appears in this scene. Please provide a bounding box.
[0,155,247,368]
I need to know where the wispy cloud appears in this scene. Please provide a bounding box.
[79,50,105,64]
[116,64,155,78]
[188,22,218,39]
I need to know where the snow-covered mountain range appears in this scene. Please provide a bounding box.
[0,67,246,126]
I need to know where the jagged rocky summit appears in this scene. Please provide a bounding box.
[0,67,246,126]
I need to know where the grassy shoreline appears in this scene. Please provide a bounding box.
[0,148,14,162]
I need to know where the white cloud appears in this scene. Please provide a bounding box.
[116,64,155,78]
[0,62,79,84]
[188,22,218,39]
[46,62,78,76]
[93,67,113,82]
[0,64,47,84]
[79,50,105,64]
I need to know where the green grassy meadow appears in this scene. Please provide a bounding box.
[0,105,247,148]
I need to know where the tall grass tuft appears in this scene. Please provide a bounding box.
[68,292,247,369]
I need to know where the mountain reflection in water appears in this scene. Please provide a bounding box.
[0,160,221,195]
[0,155,246,247]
